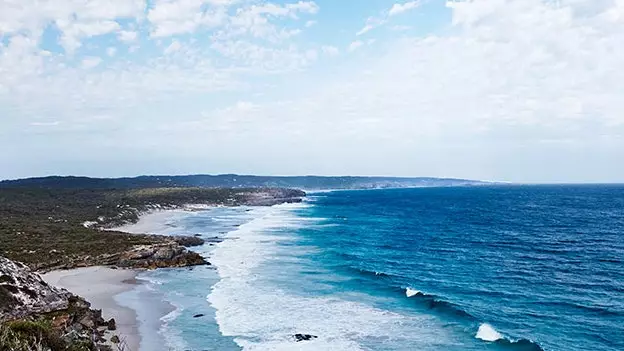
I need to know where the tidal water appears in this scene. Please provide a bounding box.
[127,185,624,351]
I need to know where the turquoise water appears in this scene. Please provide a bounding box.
[133,186,624,350]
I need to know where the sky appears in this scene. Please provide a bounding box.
[1,0,623,183]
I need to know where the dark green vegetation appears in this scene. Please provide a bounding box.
[0,174,484,190]
[0,187,304,271]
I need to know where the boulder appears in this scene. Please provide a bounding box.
[175,236,205,247]
[294,334,318,342]
[79,315,95,328]
[107,318,117,330]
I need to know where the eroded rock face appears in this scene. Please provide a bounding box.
[0,256,73,322]
[1,256,120,350]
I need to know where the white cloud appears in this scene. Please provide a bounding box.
[106,47,117,57]
[29,121,60,127]
[356,17,385,36]
[225,1,318,41]
[56,20,121,53]
[148,0,228,37]
[0,0,145,54]
[211,39,316,72]
[388,1,421,16]
[81,56,102,69]
[348,40,364,52]
[118,30,138,43]
[305,20,317,27]
[321,45,339,56]
[356,1,420,36]
[164,40,182,55]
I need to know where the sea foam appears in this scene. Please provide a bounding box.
[207,203,453,350]
[476,323,504,341]
[406,288,421,297]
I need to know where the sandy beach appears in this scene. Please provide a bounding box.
[42,267,142,351]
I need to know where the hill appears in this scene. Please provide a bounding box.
[0,174,485,190]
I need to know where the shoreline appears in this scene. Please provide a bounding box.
[40,204,256,351]
[41,267,147,351]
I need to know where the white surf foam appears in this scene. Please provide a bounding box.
[476,323,504,342]
[207,203,454,350]
[405,288,421,297]
[158,301,189,351]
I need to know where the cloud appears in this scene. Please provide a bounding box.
[356,17,386,36]
[56,20,121,53]
[81,56,102,69]
[388,1,421,16]
[0,0,145,52]
[2,0,624,182]
[164,40,182,55]
[176,0,624,181]
[356,1,420,36]
[29,121,60,127]
[147,0,228,37]
[348,40,364,52]
[321,45,339,56]
[118,30,138,43]
[0,0,321,116]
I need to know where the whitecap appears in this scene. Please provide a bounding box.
[405,288,421,297]
[476,323,504,342]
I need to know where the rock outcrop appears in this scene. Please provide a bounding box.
[174,235,205,247]
[0,256,72,322]
[1,256,120,350]
[117,242,208,269]
[37,240,209,272]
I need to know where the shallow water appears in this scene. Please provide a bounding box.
[122,186,624,351]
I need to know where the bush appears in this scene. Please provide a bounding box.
[0,320,64,351]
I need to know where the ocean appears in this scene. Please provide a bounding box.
[118,185,624,351]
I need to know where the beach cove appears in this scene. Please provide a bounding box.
[40,206,257,351]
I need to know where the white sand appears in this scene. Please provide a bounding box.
[42,267,141,351]
[110,209,190,235]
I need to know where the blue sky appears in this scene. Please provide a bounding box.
[1,0,624,182]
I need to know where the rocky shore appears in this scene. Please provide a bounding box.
[0,256,121,351]
[37,235,209,273]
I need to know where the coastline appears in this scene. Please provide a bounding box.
[103,207,206,351]
[41,266,144,351]
[38,203,287,351]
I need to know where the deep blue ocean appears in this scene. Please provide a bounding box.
[128,185,624,351]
